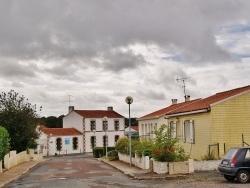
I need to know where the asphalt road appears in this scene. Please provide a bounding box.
[6,154,250,188]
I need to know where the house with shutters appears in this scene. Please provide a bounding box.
[63,106,125,153]
[137,96,200,139]
[37,125,83,156]
[138,85,250,160]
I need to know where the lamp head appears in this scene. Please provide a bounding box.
[125,96,133,104]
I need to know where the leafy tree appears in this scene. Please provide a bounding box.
[39,115,64,128]
[0,90,41,153]
[0,126,10,160]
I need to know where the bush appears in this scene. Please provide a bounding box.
[115,137,129,155]
[152,124,187,162]
[202,150,216,160]
[135,138,154,158]
[0,126,10,160]
[107,150,119,161]
[115,137,139,157]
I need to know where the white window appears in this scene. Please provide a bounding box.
[182,120,195,144]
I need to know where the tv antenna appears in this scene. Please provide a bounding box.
[176,77,191,96]
[68,94,72,106]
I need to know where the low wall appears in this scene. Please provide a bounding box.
[117,153,220,173]
[1,149,43,173]
[118,153,149,169]
[194,160,221,171]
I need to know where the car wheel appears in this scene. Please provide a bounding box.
[236,170,250,183]
[224,175,235,182]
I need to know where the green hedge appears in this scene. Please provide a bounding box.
[93,147,115,158]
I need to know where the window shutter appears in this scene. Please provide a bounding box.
[190,120,195,144]
[173,121,177,138]
[182,121,186,142]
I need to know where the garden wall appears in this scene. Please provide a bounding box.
[118,153,221,173]
[118,153,149,169]
[1,149,43,173]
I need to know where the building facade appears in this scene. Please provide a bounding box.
[63,106,125,152]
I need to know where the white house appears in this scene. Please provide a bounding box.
[63,106,125,153]
[37,125,83,156]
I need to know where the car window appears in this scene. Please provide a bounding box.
[224,148,238,159]
[245,149,250,160]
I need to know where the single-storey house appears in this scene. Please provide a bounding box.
[165,85,250,159]
[138,85,250,159]
[37,125,83,156]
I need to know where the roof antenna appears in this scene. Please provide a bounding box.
[68,94,72,106]
[176,77,191,96]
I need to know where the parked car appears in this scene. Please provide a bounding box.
[218,147,250,183]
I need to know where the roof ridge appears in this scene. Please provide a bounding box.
[215,85,250,95]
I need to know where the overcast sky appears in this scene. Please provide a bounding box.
[0,0,250,118]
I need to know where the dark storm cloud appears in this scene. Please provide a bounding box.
[0,0,250,71]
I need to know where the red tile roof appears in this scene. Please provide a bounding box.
[138,99,201,120]
[166,85,250,115]
[41,127,82,136]
[74,110,124,118]
[131,126,139,131]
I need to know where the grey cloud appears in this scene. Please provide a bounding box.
[0,0,250,66]
[0,60,35,78]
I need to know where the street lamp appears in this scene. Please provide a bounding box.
[125,96,133,166]
[103,116,108,158]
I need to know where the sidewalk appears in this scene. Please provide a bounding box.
[0,161,41,188]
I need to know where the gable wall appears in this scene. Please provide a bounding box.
[211,91,250,156]
[63,111,83,132]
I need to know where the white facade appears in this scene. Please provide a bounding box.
[63,108,125,153]
[37,132,83,156]
[138,116,167,139]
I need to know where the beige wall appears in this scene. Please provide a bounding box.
[211,91,250,156]
[138,116,168,138]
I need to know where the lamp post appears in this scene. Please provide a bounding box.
[103,116,108,158]
[125,96,133,166]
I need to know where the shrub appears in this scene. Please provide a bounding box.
[0,126,10,160]
[202,150,216,160]
[115,137,129,155]
[152,124,187,162]
[115,137,139,157]
[107,150,119,161]
[135,138,154,158]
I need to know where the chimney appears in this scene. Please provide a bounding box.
[69,106,74,113]
[107,106,113,111]
[171,99,178,105]
[184,95,190,102]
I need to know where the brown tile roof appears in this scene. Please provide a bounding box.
[41,127,82,136]
[74,110,124,118]
[138,99,201,120]
[166,85,250,115]
[131,126,139,131]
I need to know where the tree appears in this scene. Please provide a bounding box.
[39,115,64,128]
[0,90,41,153]
[0,126,10,160]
